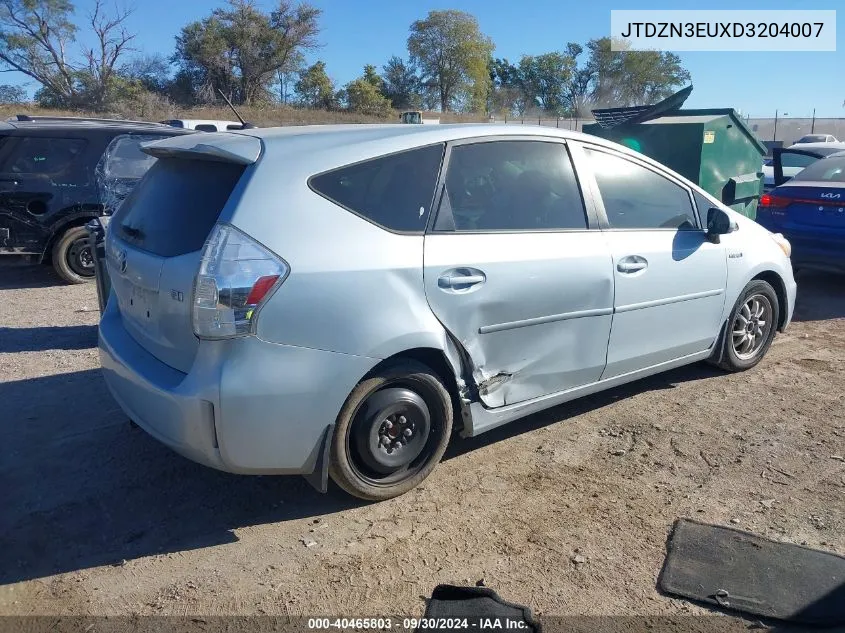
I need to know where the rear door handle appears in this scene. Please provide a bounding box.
[617,256,648,274]
[438,268,487,290]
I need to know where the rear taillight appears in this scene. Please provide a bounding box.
[192,224,288,339]
[759,194,792,209]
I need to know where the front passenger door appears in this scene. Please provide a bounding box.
[579,146,728,379]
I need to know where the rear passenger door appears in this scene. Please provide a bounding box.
[0,135,92,254]
[576,145,728,378]
[423,138,615,408]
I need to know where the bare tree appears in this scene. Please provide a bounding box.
[81,0,134,109]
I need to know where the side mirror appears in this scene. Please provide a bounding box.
[706,207,737,243]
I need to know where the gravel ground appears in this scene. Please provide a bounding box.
[1,264,843,628]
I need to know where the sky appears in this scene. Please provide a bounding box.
[6,0,844,117]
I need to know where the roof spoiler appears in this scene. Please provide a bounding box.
[141,136,262,165]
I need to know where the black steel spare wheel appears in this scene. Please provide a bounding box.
[353,387,431,476]
[329,360,454,501]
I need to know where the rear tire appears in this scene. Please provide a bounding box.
[714,280,779,372]
[52,226,95,284]
[329,360,453,501]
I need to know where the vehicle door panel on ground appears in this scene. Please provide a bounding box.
[423,138,615,408]
[576,145,728,378]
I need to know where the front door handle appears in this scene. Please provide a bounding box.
[617,256,648,274]
[438,268,487,290]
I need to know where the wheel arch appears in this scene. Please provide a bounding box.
[41,211,101,263]
[752,270,788,331]
[364,345,471,435]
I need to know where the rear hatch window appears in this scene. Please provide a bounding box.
[791,156,845,183]
[112,157,245,257]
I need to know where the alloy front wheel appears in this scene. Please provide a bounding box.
[731,294,773,360]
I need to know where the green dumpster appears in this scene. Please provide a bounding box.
[584,89,766,219]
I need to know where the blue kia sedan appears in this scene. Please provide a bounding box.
[757,152,845,274]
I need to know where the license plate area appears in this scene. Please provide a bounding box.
[126,283,160,331]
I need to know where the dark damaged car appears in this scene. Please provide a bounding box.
[0,115,192,283]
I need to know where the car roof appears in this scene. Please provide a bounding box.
[146,123,652,171]
[786,141,845,150]
[0,115,193,134]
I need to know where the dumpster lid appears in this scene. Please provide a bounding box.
[591,85,693,128]
[648,108,768,156]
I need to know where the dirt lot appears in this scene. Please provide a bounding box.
[1,264,843,626]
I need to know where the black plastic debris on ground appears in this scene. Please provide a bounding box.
[659,518,845,627]
[418,584,541,633]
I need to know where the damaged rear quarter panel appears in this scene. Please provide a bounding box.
[239,177,463,381]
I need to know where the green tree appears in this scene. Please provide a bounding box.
[362,64,382,89]
[518,51,575,115]
[561,43,592,117]
[586,36,690,107]
[407,9,493,112]
[381,55,420,110]
[276,51,304,104]
[294,60,334,108]
[173,0,320,105]
[0,82,25,102]
[340,68,391,116]
[0,0,134,110]
[489,57,523,115]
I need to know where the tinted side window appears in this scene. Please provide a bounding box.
[4,137,88,182]
[586,149,696,230]
[195,124,218,132]
[439,141,587,231]
[310,144,444,232]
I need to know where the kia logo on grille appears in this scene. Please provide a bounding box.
[118,249,127,273]
[820,192,841,199]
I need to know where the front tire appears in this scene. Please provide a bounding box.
[52,226,95,284]
[329,360,453,501]
[715,280,779,372]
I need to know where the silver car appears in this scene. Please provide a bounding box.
[99,125,797,500]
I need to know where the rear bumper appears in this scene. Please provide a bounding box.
[759,222,845,273]
[788,234,845,273]
[98,299,376,474]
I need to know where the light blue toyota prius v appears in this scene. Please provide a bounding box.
[98,124,796,500]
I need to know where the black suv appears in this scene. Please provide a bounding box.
[0,115,193,283]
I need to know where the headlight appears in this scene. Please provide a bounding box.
[770,232,791,258]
